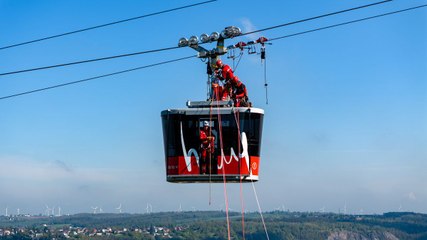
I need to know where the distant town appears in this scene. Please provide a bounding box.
[0,211,426,239]
[0,220,180,239]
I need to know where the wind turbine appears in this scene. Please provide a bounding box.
[146,203,152,214]
[99,207,103,213]
[5,207,8,217]
[45,205,51,216]
[344,201,347,215]
[91,206,98,214]
[116,204,122,214]
[276,204,286,212]
[177,204,182,213]
[17,208,20,216]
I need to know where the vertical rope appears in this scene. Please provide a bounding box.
[234,109,246,240]
[251,180,270,240]
[216,90,231,240]
[208,104,213,205]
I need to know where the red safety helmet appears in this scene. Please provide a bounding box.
[231,76,239,84]
[216,59,223,68]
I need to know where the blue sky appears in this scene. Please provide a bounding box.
[0,0,426,215]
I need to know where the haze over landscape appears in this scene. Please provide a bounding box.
[0,0,426,216]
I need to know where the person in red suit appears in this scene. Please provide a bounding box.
[215,59,235,81]
[213,59,236,101]
[231,76,249,107]
[199,121,215,174]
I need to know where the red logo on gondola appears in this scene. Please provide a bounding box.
[252,162,257,170]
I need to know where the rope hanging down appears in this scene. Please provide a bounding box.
[252,180,270,240]
[208,100,214,206]
[233,109,246,240]
[215,94,232,240]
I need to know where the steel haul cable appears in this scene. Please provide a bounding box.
[0,55,196,100]
[267,4,427,42]
[0,0,395,77]
[240,0,392,36]
[0,46,181,77]
[0,0,217,51]
[2,4,425,100]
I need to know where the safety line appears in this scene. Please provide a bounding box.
[0,55,196,100]
[233,109,246,240]
[0,0,217,51]
[208,98,214,206]
[215,92,231,240]
[251,180,270,240]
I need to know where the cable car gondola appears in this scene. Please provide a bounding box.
[162,100,263,183]
[161,27,266,183]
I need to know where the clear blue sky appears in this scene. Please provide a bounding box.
[0,0,426,215]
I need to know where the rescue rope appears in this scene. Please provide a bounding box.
[251,180,270,240]
[215,91,231,240]
[233,109,246,240]
[208,99,214,205]
[207,59,214,206]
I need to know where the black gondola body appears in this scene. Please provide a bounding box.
[161,101,264,183]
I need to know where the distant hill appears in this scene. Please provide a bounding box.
[0,211,426,239]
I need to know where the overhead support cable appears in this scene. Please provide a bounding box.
[0,46,181,77]
[268,4,427,42]
[240,0,392,36]
[1,4,425,101]
[0,0,217,51]
[0,55,196,100]
[0,0,397,77]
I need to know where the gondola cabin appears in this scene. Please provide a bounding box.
[161,101,264,183]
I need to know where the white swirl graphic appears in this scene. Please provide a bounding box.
[179,121,250,174]
[180,122,199,172]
